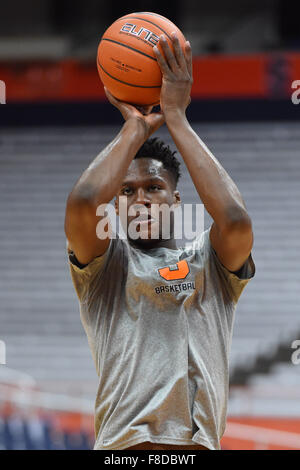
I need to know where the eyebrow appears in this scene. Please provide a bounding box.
[121,176,165,187]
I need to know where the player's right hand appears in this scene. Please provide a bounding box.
[104,87,165,139]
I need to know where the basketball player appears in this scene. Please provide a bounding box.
[65,33,255,450]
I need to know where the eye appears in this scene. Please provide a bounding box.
[122,187,133,195]
[149,184,161,191]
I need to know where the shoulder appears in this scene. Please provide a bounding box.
[185,227,255,303]
[67,234,125,279]
[67,234,126,301]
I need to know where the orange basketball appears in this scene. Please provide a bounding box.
[97,12,186,106]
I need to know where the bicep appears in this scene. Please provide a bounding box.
[65,198,111,266]
[209,219,253,273]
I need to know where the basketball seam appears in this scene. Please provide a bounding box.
[101,38,157,62]
[97,59,161,88]
[117,16,172,41]
[129,12,176,29]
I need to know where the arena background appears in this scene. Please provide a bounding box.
[0,0,300,450]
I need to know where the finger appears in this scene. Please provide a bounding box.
[136,105,153,115]
[105,87,134,111]
[104,87,115,101]
[104,87,137,121]
[104,87,121,106]
[158,34,179,73]
[184,41,193,78]
[171,32,187,71]
[144,105,154,115]
[153,44,171,76]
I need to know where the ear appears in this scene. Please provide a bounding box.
[173,190,181,208]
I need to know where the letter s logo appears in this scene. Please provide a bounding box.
[158,260,189,281]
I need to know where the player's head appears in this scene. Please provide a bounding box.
[134,137,181,190]
[115,138,181,246]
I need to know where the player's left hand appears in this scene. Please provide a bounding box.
[153,33,193,119]
[104,87,165,139]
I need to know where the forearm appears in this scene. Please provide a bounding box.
[166,113,250,228]
[68,119,146,206]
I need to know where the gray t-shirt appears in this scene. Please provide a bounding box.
[68,226,255,450]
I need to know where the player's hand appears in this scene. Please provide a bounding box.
[104,87,165,139]
[153,33,193,119]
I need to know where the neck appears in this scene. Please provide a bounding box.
[129,237,178,251]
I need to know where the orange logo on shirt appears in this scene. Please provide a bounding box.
[158,260,190,281]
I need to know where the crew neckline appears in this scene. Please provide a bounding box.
[127,240,183,256]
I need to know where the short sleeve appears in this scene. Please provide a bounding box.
[67,238,114,302]
[205,226,255,304]
[190,227,255,305]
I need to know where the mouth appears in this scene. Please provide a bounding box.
[131,214,155,225]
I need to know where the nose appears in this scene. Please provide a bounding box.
[136,188,151,208]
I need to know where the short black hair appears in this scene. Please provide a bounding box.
[134,137,181,188]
